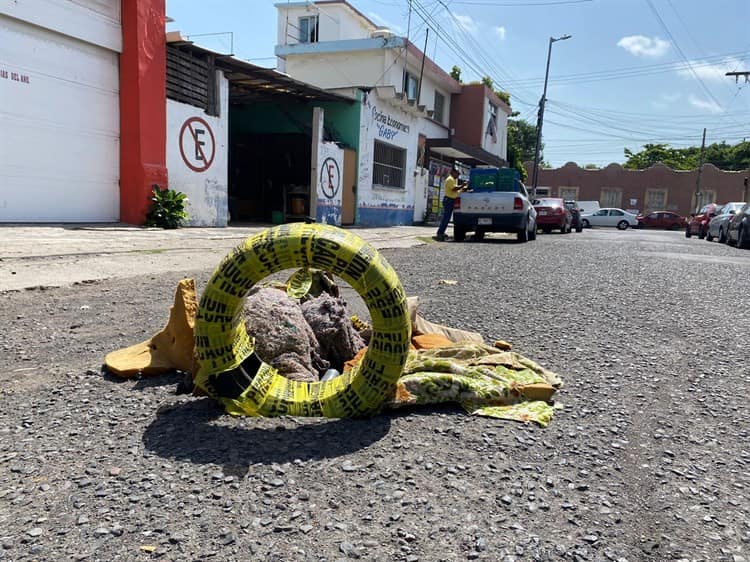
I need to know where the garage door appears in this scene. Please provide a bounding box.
[0,5,120,222]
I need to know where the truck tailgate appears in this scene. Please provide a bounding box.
[458,193,515,214]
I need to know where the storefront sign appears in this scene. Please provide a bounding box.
[372,106,410,140]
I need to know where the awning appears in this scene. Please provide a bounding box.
[426,138,506,168]
[167,39,355,105]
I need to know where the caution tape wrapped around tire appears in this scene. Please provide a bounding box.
[193,223,411,418]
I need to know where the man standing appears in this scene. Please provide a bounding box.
[434,168,466,241]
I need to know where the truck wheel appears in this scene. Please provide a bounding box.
[453,226,467,242]
[517,218,530,243]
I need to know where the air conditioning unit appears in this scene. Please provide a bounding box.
[371,28,395,39]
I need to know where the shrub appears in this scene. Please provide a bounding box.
[144,185,188,229]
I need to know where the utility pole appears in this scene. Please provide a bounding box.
[725,71,749,202]
[531,34,571,199]
[694,127,707,213]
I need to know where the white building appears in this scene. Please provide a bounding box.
[275,0,465,225]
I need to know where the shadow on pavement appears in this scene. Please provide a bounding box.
[142,398,392,473]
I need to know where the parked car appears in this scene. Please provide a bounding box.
[533,197,573,233]
[580,208,638,229]
[564,200,584,232]
[706,202,746,243]
[636,211,687,230]
[685,203,721,239]
[726,203,750,248]
[453,168,537,243]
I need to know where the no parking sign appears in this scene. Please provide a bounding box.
[179,117,215,172]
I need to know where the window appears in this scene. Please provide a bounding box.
[373,141,406,188]
[433,91,445,124]
[600,188,622,208]
[486,103,498,139]
[610,210,624,216]
[403,71,419,101]
[299,15,319,43]
[559,186,579,200]
[645,188,667,211]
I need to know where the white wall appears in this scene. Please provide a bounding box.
[357,89,420,225]
[166,71,229,227]
[284,50,386,90]
[315,141,344,225]
[383,51,453,126]
[277,4,373,46]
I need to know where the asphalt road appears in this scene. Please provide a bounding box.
[1,227,749,561]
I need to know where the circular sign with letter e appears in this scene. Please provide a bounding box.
[319,157,341,199]
[179,117,215,172]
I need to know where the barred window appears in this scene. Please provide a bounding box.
[373,141,406,189]
[559,186,579,200]
[645,188,667,211]
[433,91,445,124]
[600,188,622,208]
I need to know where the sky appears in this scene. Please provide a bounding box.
[166,0,750,168]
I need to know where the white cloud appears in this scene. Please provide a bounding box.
[677,57,743,82]
[617,35,670,57]
[494,26,506,40]
[652,92,681,109]
[452,13,478,35]
[367,11,404,34]
[688,94,722,113]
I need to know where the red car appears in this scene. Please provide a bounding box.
[686,203,721,239]
[533,197,573,233]
[637,211,687,230]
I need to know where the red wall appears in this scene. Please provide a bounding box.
[119,0,168,224]
[525,162,746,216]
[450,84,484,147]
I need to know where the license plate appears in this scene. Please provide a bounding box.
[538,211,548,216]
[478,218,491,225]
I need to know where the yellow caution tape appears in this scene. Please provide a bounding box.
[193,223,411,417]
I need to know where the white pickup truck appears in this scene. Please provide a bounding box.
[452,169,538,243]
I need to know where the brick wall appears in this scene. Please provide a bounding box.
[525,162,747,215]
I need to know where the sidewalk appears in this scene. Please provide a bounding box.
[0,223,436,292]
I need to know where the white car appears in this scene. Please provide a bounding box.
[580,208,638,230]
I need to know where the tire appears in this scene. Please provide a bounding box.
[617,220,628,230]
[473,230,485,241]
[685,226,692,238]
[739,226,750,249]
[670,223,681,231]
[517,217,530,243]
[582,219,590,228]
[706,230,714,242]
[575,225,583,233]
[453,226,467,242]
[719,227,727,244]
[529,223,537,241]
[193,223,410,418]
[698,227,705,240]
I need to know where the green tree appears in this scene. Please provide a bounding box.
[624,140,750,171]
[450,65,462,83]
[623,143,698,170]
[584,163,599,169]
[507,118,539,181]
[478,75,511,106]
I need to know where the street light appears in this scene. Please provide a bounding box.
[530,34,571,199]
